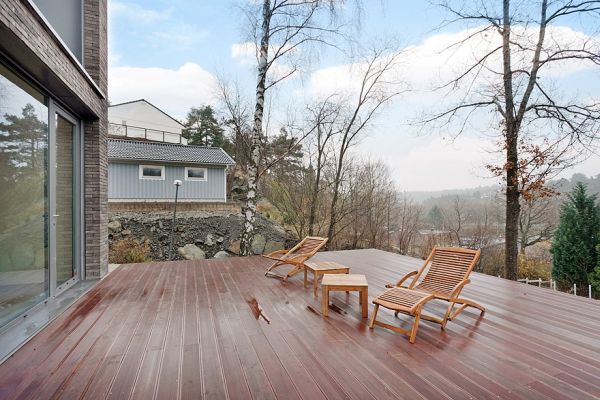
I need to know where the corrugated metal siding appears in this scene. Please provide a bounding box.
[108,162,226,200]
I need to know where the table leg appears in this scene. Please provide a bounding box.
[304,267,308,288]
[322,286,329,317]
[313,271,319,297]
[361,288,368,318]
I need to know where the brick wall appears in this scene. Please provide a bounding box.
[0,0,109,279]
[83,0,108,279]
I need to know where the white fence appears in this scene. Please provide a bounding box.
[517,277,595,299]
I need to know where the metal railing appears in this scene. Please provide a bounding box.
[108,122,188,145]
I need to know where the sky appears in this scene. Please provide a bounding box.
[108,0,600,192]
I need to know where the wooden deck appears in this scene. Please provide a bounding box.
[1,249,599,400]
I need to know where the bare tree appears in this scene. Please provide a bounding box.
[518,196,555,255]
[238,0,352,255]
[305,97,343,235]
[395,193,422,255]
[326,48,405,246]
[443,195,467,247]
[428,0,600,279]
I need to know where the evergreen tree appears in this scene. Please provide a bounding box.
[0,103,47,174]
[182,105,227,147]
[551,183,600,286]
[589,245,600,295]
[428,206,444,230]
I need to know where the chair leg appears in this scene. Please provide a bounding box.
[265,261,285,277]
[441,302,455,330]
[449,298,485,320]
[409,308,422,343]
[368,304,379,329]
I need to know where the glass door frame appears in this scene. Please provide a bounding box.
[48,101,83,296]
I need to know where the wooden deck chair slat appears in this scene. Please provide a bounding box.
[264,236,328,281]
[369,246,484,343]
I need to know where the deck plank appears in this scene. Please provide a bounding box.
[0,249,599,399]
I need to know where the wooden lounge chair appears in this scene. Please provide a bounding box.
[369,247,484,343]
[263,236,328,281]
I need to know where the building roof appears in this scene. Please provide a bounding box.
[108,139,235,165]
[109,99,185,128]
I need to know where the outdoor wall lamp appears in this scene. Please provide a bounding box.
[168,179,183,260]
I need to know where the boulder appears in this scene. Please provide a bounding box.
[205,234,215,246]
[228,240,241,255]
[178,244,206,260]
[251,234,266,255]
[264,240,284,254]
[213,251,230,258]
[108,220,122,233]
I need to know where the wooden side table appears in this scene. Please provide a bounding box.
[303,261,350,297]
[321,274,368,318]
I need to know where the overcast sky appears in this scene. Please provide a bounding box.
[108,0,600,191]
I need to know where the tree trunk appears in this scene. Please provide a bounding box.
[308,148,323,236]
[240,0,270,256]
[505,124,521,280]
[501,0,520,280]
[327,164,342,248]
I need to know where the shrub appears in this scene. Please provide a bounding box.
[518,255,551,281]
[110,238,150,264]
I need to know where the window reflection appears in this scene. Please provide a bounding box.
[0,64,49,328]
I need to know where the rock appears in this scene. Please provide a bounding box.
[205,233,215,246]
[150,226,156,233]
[121,229,131,236]
[251,234,266,255]
[158,220,163,229]
[178,244,206,260]
[264,240,284,254]
[213,251,230,258]
[108,220,122,232]
[228,240,241,255]
[216,236,224,243]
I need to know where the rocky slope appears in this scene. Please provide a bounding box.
[108,211,294,261]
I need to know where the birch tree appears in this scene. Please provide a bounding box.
[239,0,349,255]
[428,0,600,279]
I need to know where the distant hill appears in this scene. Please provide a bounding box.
[405,173,600,204]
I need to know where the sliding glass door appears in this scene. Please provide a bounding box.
[52,112,76,289]
[0,62,81,329]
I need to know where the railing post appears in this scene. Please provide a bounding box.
[590,284,592,299]
[525,277,529,285]
[125,124,128,137]
[163,131,165,142]
[574,283,577,296]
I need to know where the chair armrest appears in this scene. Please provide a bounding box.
[449,279,471,298]
[262,249,288,258]
[386,270,419,288]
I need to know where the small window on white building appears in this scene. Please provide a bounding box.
[185,167,207,181]
[139,165,164,180]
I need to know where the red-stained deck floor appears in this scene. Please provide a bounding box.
[1,249,599,399]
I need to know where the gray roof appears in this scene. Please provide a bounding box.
[108,139,235,165]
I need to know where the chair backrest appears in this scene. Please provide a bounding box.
[412,247,480,297]
[286,236,328,258]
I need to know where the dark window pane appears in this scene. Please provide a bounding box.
[143,166,162,177]
[187,168,205,179]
